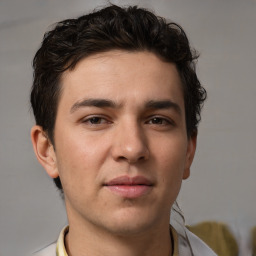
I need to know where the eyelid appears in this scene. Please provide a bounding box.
[81,115,112,125]
[146,115,175,125]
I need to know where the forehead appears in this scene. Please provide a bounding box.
[59,50,184,110]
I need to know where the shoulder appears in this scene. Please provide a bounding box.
[33,243,56,256]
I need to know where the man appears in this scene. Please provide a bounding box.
[30,5,216,256]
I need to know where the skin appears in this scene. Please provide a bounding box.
[31,50,196,256]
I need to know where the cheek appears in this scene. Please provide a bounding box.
[153,136,188,184]
[58,127,107,159]
[156,135,187,165]
[54,131,109,188]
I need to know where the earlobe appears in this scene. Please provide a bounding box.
[183,133,197,180]
[31,125,59,178]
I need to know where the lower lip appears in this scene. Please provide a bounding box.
[105,185,152,198]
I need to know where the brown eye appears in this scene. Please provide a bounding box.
[82,116,109,125]
[151,117,164,124]
[88,117,102,124]
[148,117,171,125]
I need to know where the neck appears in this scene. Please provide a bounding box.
[65,213,172,256]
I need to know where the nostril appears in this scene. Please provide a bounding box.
[138,156,145,161]
[118,156,127,161]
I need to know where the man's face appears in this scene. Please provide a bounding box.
[40,50,196,235]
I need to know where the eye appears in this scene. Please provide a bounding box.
[88,117,103,124]
[82,116,110,125]
[147,116,173,126]
[150,117,166,125]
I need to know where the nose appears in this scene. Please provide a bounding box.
[111,121,149,164]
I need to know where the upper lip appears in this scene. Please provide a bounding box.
[104,175,153,186]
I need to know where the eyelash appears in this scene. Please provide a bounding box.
[146,116,174,126]
[82,116,110,125]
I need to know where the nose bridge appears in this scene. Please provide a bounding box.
[111,117,149,163]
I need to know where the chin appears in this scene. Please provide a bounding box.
[103,207,159,236]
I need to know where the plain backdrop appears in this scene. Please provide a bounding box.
[0,0,255,255]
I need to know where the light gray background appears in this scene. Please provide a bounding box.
[0,0,255,255]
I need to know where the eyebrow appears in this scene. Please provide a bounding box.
[70,98,181,115]
[145,100,182,115]
[70,98,119,113]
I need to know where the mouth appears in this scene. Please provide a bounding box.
[104,175,153,199]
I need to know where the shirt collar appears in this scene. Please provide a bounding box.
[56,226,69,256]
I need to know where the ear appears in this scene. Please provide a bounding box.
[31,125,59,178]
[183,132,197,180]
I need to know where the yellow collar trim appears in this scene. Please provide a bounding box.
[56,226,69,256]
